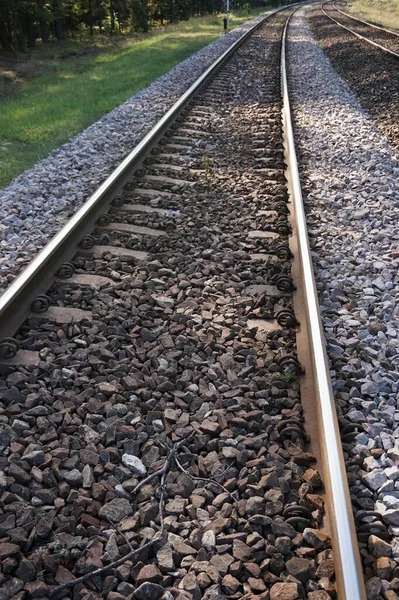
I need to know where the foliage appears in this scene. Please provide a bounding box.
[0,0,290,48]
[130,0,148,31]
[280,369,298,384]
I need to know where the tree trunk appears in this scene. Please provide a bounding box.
[53,1,64,40]
[40,19,49,42]
[0,12,13,49]
[55,16,63,39]
[26,13,36,47]
[12,13,21,51]
[38,0,50,42]
[88,0,93,35]
[110,0,115,32]
[142,0,148,30]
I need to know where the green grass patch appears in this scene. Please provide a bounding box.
[345,0,399,30]
[0,9,268,188]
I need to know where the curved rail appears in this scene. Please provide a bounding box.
[333,2,399,38]
[0,3,301,354]
[321,1,399,58]
[281,8,367,600]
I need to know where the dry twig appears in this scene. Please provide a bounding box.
[49,533,162,597]
[174,454,237,501]
[49,439,185,598]
[105,516,135,553]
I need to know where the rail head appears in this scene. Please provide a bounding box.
[281,8,367,600]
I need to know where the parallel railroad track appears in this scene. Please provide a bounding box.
[321,1,399,57]
[310,0,399,152]
[0,5,369,600]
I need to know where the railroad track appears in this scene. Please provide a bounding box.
[310,0,399,153]
[0,5,369,600]
[321,1,399,57]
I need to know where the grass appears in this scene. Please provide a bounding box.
[0,8,268,188]
[345,0,399,30]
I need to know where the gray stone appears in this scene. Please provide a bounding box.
[157,545,174,573]
[153,295,175,309]
[382,509,399,526]
[0,578,24,597]
[134,583,165,600]
[202,530,216,551]
[303,528,331,551]
[121,454,147,477]
[179,572,201,600]
[285,557,311,583]
[245,496,265,515]
[271,520,297,539]
[363,470,387,491]
[361,381,379,396]
[99,498,133,522]
[23,450,45,466]
[368,534,392,557]
[270,582,300,600]
[63,469,83,487]
[15,558,36,582]
[365,577,383,600]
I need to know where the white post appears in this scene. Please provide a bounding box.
[226,0,230,26]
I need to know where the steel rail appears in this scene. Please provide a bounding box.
[281,8,367,600]
[0,3,302,351]
[333,2,399,38]
[321,1,399,58]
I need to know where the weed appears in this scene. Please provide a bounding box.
[202,149,214,180]
[280,369,299,384]
[331,61,344,78]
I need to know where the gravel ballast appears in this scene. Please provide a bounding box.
[308,5,399,153]
[2,2,399,595]
[0,12,335,599]
[288,7,399,595]
[0,13,268,293]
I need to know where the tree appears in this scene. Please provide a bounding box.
[0,0,263,50]
[0,0,14,49]
[36,0,52,42]
[112,0,131,31]
[95,0,107,32]
[130,0,148,31]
